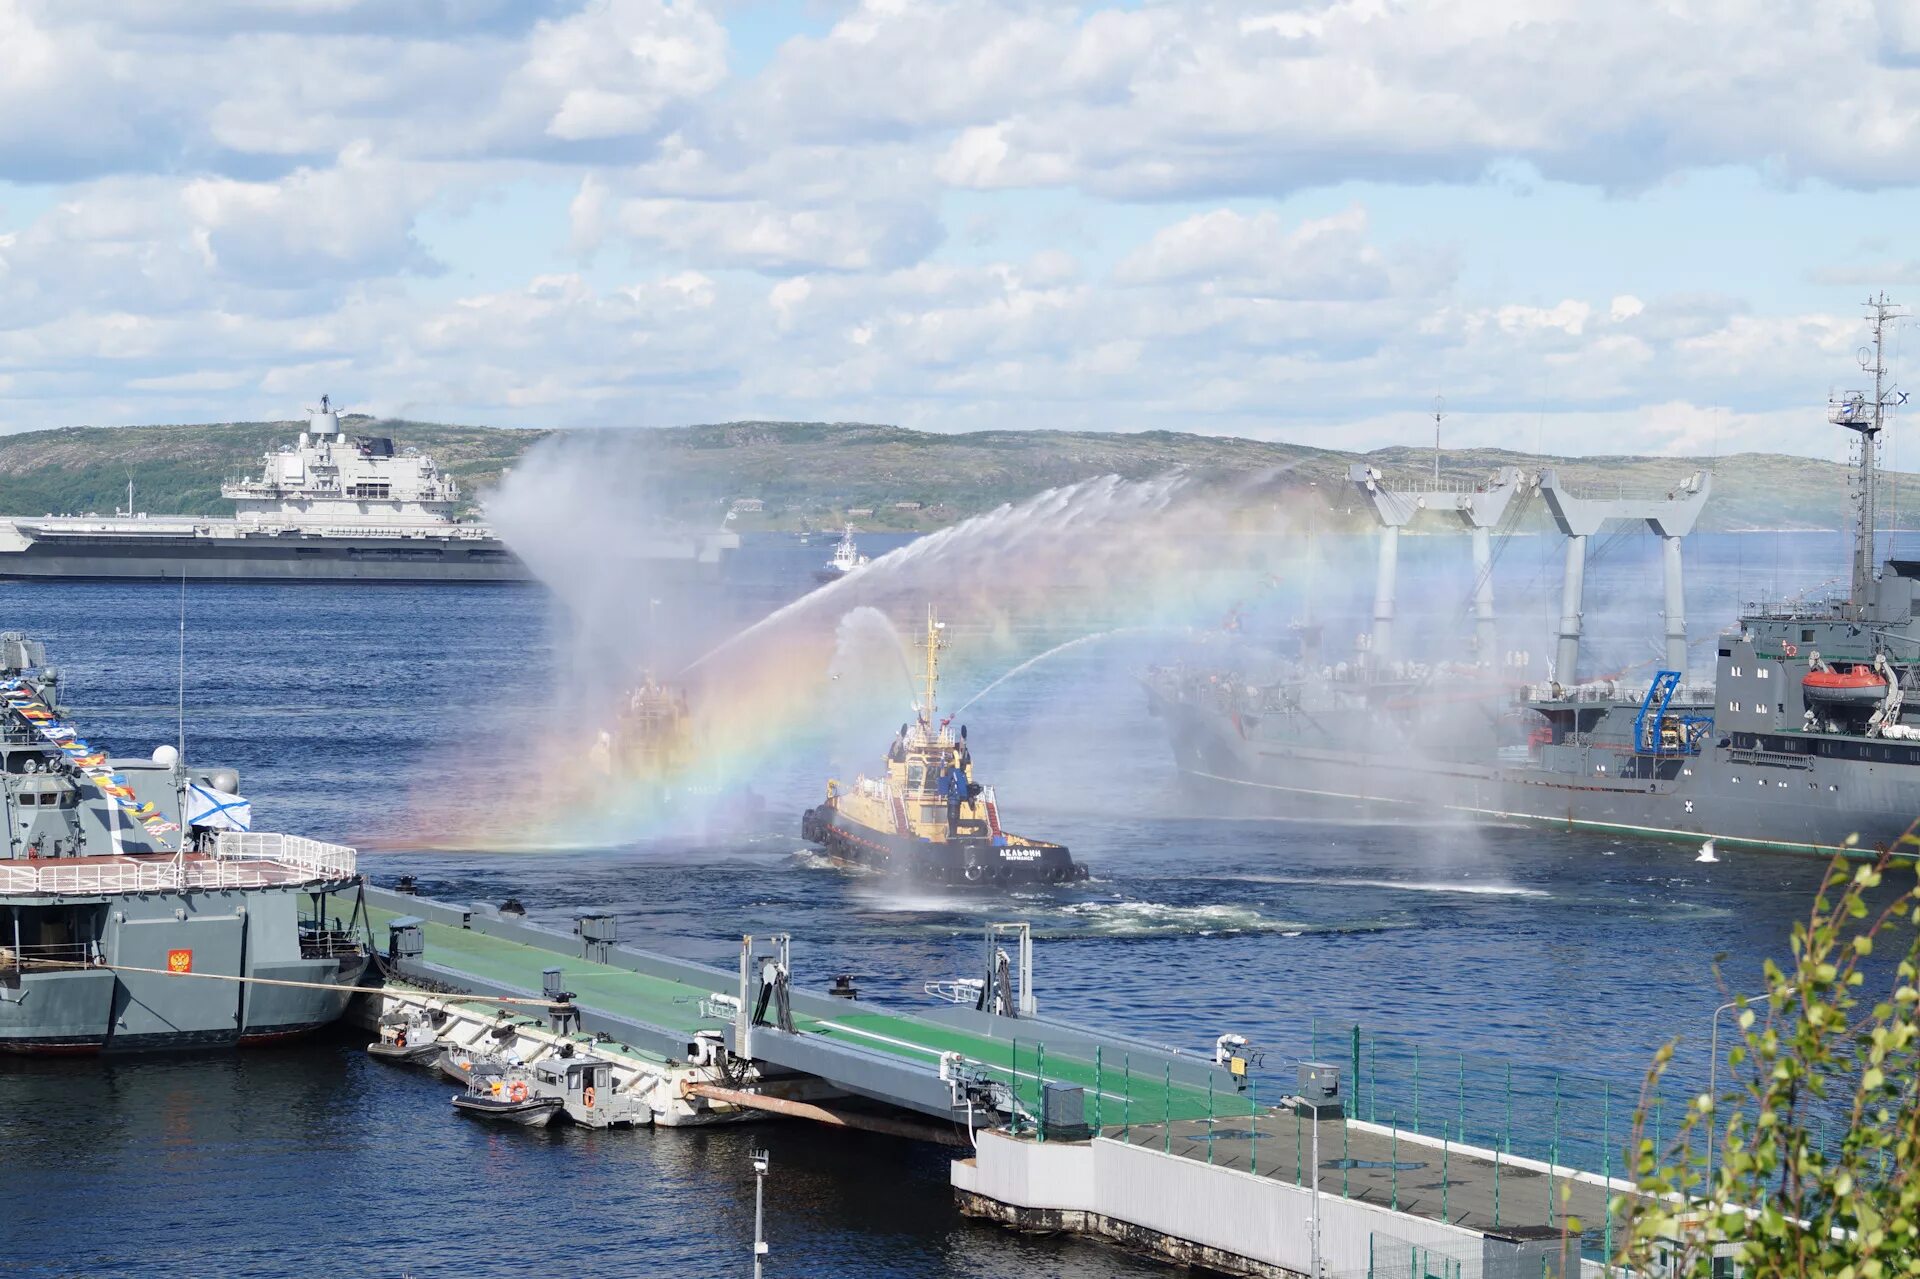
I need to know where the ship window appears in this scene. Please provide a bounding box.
[907,763,925,791]
[1777,781,1787,788]
[1803,629,1816,642]
[1759,668,1770,679]
[1730,702,1741,713]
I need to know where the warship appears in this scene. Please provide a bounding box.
[0,633,368,1051]
[801,608,1088,884]
[0,396,738,583]
[1148,295,1920,860]
[813,524,870,582]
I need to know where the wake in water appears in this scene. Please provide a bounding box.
[1217,874,1551,898]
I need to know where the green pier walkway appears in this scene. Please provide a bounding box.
[361,885,1243,1128]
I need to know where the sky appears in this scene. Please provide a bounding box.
[3,0,1920,461]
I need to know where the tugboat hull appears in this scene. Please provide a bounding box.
[801,805,1085,886]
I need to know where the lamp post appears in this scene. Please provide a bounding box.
[751,1148,770,1279]
[1706,997,1759,1188]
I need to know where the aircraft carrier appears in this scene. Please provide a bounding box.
[0,397,738,584]
[1148,295,1920,860]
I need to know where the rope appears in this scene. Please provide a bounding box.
[8,956,568,1008]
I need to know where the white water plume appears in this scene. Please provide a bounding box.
[954,627,1173,714]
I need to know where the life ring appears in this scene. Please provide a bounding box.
[1784,642,1799,657]
[508,1081,528,1103]
[583,1085,596,1109]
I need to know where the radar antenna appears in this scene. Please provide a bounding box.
[1833,294,1909,616]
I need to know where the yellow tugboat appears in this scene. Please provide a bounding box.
[800,608,1087,886]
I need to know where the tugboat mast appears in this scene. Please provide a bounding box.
[920,606,945,727]
[1839,293,1906,616]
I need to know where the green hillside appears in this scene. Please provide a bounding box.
[0,416,1894,534]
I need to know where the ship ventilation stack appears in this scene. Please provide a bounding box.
[1347,464,1421,664]
[1539,470,1711,685]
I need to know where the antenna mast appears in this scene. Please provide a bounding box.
[1432,395,1445,484]
[177,574,186,762]
[1835,294,1907,616]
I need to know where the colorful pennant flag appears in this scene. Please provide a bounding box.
[0,678,180,844]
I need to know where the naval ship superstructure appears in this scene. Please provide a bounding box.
[0,633,368,1051]
[0,397,738,583]
[1149,296,1920,860]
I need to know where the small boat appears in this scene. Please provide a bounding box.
[437,1045,507,1085]
[366,1011,441,1065]
[526,1053,647,1129]
[1802,663,1890,709]
[452,1075,564,1127]
[812,524,870,582]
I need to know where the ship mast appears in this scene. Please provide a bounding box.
[1837,294,1907,616]
[920,605,945,728]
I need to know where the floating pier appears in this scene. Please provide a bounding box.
[357,885,1632,1276]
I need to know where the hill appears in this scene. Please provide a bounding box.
[0,417,1895,534]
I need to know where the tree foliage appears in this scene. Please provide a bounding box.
[1619,845,1920,1277]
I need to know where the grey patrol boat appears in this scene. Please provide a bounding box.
[0,396,738,584]
[0,633,368,1051]
[1149,295,1920,861]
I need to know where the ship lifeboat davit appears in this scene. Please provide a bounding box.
[1802,664,1889,709]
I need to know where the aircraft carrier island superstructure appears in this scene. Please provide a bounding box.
[0,397,739,583]
[0,631,368,1051]
[1149,296,1920,860]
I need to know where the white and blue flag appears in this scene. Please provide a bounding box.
[185,782,252,832]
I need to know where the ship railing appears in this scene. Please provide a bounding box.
[213,832,358,882]
[0,940,96,971]
[1742,597,1849,621]
[0,843,357,896]
[1521,681,1715,706]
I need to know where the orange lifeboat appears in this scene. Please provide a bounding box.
[1802,664,1889,709]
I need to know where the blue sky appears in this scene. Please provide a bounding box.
[2,0,1919,461]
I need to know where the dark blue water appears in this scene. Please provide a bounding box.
[0,530,1866,1277]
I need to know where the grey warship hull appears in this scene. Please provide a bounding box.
[0,526,532,583]
[0,856,370,1054]
[1150,678,1920,859]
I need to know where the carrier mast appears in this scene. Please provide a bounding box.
[1837,294,1906,617]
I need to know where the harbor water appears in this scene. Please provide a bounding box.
[0,531,1866,1277]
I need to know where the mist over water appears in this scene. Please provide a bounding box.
[0,530,1866,1277]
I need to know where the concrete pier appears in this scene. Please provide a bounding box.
[955,1112,1626,1277]
[356,883,1635,1277]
